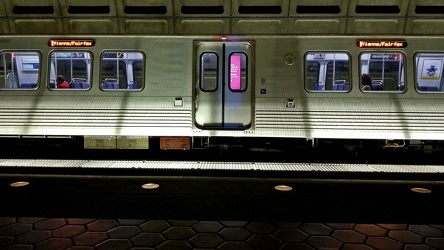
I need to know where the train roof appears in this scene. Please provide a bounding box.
[0,0,444,35]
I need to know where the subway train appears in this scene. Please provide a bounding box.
[0,35,444,151]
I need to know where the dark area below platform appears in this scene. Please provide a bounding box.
[1,137,444,166]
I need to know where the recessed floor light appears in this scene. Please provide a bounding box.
[275,185,292,191]
[411,187,431,194]
[10,181,29,187]
[142,183,160,189]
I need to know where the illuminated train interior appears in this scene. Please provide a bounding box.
[5,51,442,93]
[1,52,429,91]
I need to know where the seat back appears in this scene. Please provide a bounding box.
[332,80,348,91]
[20,83,37,89]
[103,79,118,89]
[419,86,439,91]
[371,80,383,90]
[71,78,89,89]
[314,83,323,90]
[49,79,56,88]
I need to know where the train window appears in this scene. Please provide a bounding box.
[200,53,218,92]
[415,53,444,92]
[49,52,91,90]
[0,52,40,90]
[305,53,350,91]
[101,52,144,90]
[360,53,405,92]
[229,53,247,92]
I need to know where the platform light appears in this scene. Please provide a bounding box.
[10,181,29,187]
[411,187,431,194]
[142,183,160,189]
[274,185,292,191]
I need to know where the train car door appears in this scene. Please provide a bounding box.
[195,42,253,129]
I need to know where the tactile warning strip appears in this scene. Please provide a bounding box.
[0,159,443,173]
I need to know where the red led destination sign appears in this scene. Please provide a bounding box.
[48,39,95,47]
[357,40,407,48]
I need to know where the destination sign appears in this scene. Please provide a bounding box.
[357,40,407,48]
[48,39,95,47]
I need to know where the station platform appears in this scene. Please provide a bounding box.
[0,159,443,222]
[1,159,444,249]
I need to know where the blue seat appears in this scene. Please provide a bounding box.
[49,80,56,88]
[101,82,113,89]
[71,78,89,89]
[102,79,118,89]
[72,82,82,89]
[419,86,439,91]
[72,81,89,89]
[332,84,343,90]
[371,83,382,90]
[314,83,323,90]
[370,80,383,90]
[428,86,438,91]
[106,82,118,89]
[21,83,37,89]
[332,80,349,91]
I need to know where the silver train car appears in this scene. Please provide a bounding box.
[0,35,443,150]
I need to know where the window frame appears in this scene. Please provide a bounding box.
[48,50,92,90]
[199,52,219,92]
[99,51,145,91]
[359,52,406,93]
[414,52,444,93]
[0,50,41,91]
[228,52,248,93]
[304,52,351,92]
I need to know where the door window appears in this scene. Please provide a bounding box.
[229,53,247,92]
[200,53,218,92]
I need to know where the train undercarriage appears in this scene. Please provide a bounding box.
[1,136,443,165]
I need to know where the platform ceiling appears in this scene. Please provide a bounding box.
[0,0,444,35]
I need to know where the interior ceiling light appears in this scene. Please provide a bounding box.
[10,181,30,187]
[275,185,292,191]
[411,187,431,194]
[142,183,160,189]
